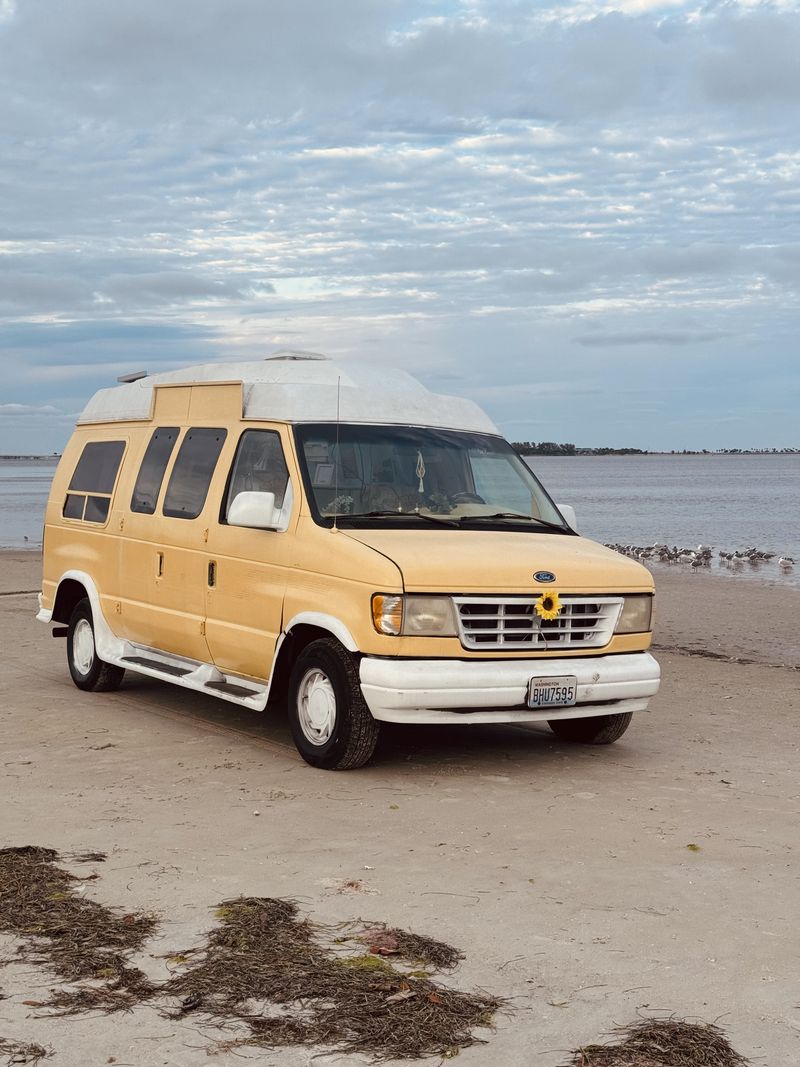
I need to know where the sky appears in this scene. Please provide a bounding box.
[1,0,799,453]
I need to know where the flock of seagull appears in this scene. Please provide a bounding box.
[606,542,795,572]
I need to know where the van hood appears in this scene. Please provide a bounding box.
[342,529,653,594]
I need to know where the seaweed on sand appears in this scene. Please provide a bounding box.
[0,1036,51,1064]
[164,896,501,1061]
[0,846,157,1014]
[355,923,464,970]
[563,1018,749,1067]
[1,849,502,1059]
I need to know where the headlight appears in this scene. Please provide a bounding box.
[371,594,457,637]
[615,594,653,634]
[403,595,457,636]
[371,594,403,635]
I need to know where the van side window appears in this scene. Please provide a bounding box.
[162,428,227,519]
[224,430,289,519]
[131,427,179,514]
[63,440,125,523]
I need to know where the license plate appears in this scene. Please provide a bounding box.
[528,675,578,708]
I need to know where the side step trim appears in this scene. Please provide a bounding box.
[116,646,269,711]
[38,573,272,714]
[204,679,262,699]
[122,655,192,678]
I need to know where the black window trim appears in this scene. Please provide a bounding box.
[291,423,572,533]
[62,438,127,526]
[130,425,181,515]
[67,439,127,494]
[162,426,228,520]
[219,427,291,527]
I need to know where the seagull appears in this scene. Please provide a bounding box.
[779,556,794,569]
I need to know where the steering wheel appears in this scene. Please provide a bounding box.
[450,491,486,505]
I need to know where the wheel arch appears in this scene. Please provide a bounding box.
[48,570,123,664]
[267,613,359,705]
[51,572,97,624]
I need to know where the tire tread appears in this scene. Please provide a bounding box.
[548,711,633,745]
[67,599,125,693]
[289,638,379,770]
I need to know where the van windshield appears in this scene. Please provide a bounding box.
[293,424,570,531]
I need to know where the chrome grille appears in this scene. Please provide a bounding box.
[453,596,622,651]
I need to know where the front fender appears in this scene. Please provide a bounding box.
[281,611,359,652]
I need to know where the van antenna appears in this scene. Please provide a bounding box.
[333,376,341,531]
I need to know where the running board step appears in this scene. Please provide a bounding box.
[117,648,269,711]
[204,679,262,699]
[122,655,191,678]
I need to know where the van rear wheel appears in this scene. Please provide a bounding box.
[67,599,125,693]
[288,638,380,770]
[548,711,632,745]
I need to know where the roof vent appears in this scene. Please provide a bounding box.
[266,349,328,362]
[116,370,148,383]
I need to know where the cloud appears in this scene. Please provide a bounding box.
[0,1,798,451]
[0,320,218,351]
[0,403,61,416]
[97,271,269,307]
[0,273,92,312]
[576,329,729,347]
[2,1,799,131]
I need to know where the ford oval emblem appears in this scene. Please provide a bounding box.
[534,570,556,583]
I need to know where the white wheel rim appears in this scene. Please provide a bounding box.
[296,668,337,746]
[73,618,95,674]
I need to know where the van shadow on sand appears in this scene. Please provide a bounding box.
[107,671,626,774]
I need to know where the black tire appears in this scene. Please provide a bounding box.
[287,638,380,770]
[66,599,125,693]
[548,711,633,745]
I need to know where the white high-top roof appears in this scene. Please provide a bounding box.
[77,353,499,435]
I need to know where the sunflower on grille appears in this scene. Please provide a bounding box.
[534,591,562,621]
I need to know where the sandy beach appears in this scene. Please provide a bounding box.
[1,550,798,1065]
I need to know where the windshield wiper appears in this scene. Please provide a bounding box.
[457,512,568,531]
[345,509,458,527]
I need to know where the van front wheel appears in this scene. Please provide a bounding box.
[548,711,632,744]
[288,638,380,770]
[67,599,125,693]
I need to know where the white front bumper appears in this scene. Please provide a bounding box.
[359,651,660,724]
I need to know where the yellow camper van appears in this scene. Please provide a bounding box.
[38,353,660,769]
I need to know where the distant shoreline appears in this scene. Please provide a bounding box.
[516,447,799,457]
[1,449,799,462]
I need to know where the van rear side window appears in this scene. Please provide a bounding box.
[131,427,179,514]
[163,427,227,519]
[63,440,125,524]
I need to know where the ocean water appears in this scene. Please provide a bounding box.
[0,458,59,549]
[1,454,798,585]
[528,453,800,586]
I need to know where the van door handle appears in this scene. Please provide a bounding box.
[207,560,216,587]
[156,551,164,579]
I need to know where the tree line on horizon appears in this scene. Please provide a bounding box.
[511,441,646,456]
[512,442,799,456]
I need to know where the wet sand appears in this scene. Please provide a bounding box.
[1,551,798,1065]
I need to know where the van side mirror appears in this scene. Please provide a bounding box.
[227,491,278,529]
[557,503,577,531]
